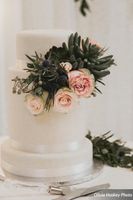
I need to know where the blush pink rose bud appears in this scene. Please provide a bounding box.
[60,62,72,72]
[25,94,44,115]
[89,39,101,48]
[68,69,95,98]
[53,88,77,113]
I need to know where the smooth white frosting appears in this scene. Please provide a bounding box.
[1,139,92,179]
[2,30,93,181]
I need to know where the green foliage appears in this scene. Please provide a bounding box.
[46,33,115,85]
[12,33,115,110]
[87,131,133,169]
[74,0,90,16]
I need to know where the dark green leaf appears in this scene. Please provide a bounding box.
[68,34,74,49]
[86,131,133,169]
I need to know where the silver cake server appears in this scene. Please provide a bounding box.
[53,183,110,200]
[49,185,71,195]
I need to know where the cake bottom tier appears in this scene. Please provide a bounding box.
[1,139,93,182]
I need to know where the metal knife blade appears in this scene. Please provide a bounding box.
[53,183,110,200]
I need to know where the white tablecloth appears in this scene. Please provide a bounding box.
[0,137,133,200]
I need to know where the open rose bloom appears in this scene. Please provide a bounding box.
[60,62,72,72]
[68,69,95,98]
[53,88,77,113]
[25,94,44,115]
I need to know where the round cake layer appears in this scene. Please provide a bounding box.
[16,29,72,67]
[3,29,94,182]
[1,139,92,179]
[8,68,90,147]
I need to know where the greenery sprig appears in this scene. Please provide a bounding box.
[46,33,115,82]
[74,0,90,16]
[12,32,115,110]
[87,131,133,169]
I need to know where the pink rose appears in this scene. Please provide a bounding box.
[25,94,44,115]
[89,39,100,48]
[53,88,77,113]
[60,62,72,72]
[68,69,95,97]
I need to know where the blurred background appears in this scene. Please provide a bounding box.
[0,0,133,140]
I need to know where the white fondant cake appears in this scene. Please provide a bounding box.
[1,30,93,182]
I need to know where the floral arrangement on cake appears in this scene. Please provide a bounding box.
[12,33,115,115]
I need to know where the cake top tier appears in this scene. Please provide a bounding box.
[16,29,72,63]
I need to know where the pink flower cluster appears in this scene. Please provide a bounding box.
[25,62,95,114]
[53,64,95,113]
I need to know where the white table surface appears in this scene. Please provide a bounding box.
[0,137,133,200]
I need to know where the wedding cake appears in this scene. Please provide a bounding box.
[1,30,94,182]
